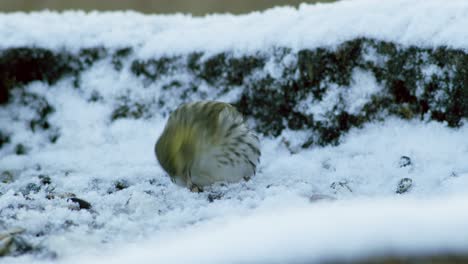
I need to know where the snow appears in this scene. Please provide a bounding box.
[1,0,468,263]
[2,0,468,54]
[298,69,382,120]
[61,195,468,264]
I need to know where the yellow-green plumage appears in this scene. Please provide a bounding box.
[155,101,260,191]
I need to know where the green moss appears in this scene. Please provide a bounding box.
[17,92,56,133]
[236,76,286,136]
[38,174,52,185]
[112,47,133,71]
[297,49,329,99]
[197,53,227,85]
[297,39,362,94]
[0,130,10,149]
[79,47,107,67]
[187,52,204,73]
[446,53,468,127]
[161,80,183,91]
[131,56,178,80]
[186,52,265,87]
[48,129,60,143]
[20,182,40,195]
[0,48,78,104]
[235,38,468,145]
[88,90,104,102]
[106,179,130,194]
[2,38,468,147]
[114,180,129,191]
[11,91,62,143]
[225,55,265,86]
[111,95,151,121]
[111,104,143,121]
[15,143,27,155]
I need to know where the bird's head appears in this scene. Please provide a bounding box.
[155,121,197,185]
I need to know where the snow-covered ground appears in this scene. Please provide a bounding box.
[1,0,468,263]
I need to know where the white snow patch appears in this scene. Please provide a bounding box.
[1,0,468,54]
[344,69,382,114]
[59,195,468,264]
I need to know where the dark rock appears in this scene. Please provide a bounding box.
[207,192,223,203]
[399,156,412,168]
[38,175,51,185]
[68,197,92,210]
[48,129,61,143]
[114,180,130,191]
[396,178,413,194]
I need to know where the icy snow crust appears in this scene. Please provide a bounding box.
[2,0,468,54]
[1,0,468,263]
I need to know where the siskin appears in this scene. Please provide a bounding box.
[155,101,260,192]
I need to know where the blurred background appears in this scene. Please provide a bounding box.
[0,0,336,15]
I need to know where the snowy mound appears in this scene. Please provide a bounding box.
[1,0,468,263]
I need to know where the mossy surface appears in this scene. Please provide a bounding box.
[327,254,468,264]
[0,46,111,149]
[1,39,467,148]
[112,47,133,71]
[0,48,76,104]
[0,130,10,149]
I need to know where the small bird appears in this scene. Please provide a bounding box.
[155,101,260,192]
